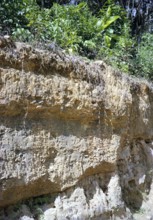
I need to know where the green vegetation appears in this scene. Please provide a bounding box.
[0,0,153,79]
[0,194,55,220]
[0,0,27,34]
[136,33,153,80]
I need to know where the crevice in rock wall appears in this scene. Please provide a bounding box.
[1,178,60,208]
[0,172,128,220]
[117,138,153,213]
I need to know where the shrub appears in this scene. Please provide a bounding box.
[13,1,133,59]
[136,33,153,79]
[10,0,136,75]
[97,1,135,73]
[0,0,27,34]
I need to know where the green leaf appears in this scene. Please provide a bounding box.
[104,35,111,47]
[106,6,111,17]
[84,40,96,49]
[103,16,120,29]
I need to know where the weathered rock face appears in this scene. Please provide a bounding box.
[0,36,153,219]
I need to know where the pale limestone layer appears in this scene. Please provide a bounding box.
[0,36,153,219]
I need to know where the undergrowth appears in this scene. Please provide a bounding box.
[1,0,153,79]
